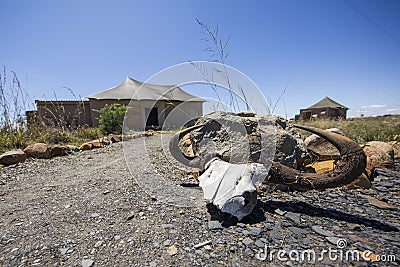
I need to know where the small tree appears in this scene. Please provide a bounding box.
[96,103,128,135]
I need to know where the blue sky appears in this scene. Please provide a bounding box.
[1,0,399,118]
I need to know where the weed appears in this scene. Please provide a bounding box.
[95,103,128,135]
[296,115,400,144]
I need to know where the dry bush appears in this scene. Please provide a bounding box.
[0,68,101,151]
[296,115,400,144]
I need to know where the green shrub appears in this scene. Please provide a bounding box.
[96,104,128,135]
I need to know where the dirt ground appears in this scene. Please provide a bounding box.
[0,134,399,266]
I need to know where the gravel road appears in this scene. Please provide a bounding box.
[0,134,399,266]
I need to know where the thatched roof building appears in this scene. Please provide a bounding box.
[298,96,348,120]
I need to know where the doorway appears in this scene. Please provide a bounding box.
[145,107,159,128]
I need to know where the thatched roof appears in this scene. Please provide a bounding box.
[305,97,348,110]
[87,77,204,102]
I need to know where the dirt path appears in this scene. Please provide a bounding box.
[0,135,399,266]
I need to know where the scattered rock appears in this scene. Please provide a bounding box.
[284,212,301,225]
[274,208,286,216]
[126,212,135,221]
[308,160,334,174]
[288,227,309,235]
[49,144,68,157]
[346,173,371,189]
[248,226,262,236]
[79,143,93,151]
[0,149,26,166]
[311,225,334,237]
[81,259,94,267]
[304,128,343,161]
[360,250,380,262]
[59,248,68,255]
[363,144,394,177]
[193,240,212,249]
[108,134,122,143]
[366,141,394,161]
[208,220,222,231]
[368,197,397,210]
[99,137,110,145]
[65,145,79,152]
[161,224,174,229]
[255,239,265,248]
[94,241,103,248]
[190,111,307,168]
[24,143,51,159]
[167,245,178,256]
[325,236,341,246]
[1,126,399,266]
[145,130,154,137]
[347,223,363,231]
[88,140,102,148]
[388,141,400,159]
[242,237,253,246]
[244,247,253,256]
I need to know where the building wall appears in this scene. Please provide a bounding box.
[88,99,130,127]
[299,107,347,120]
[127,100,203,130]
[161,101,203,129]
[29,100,92,128]
[28,99,203,130]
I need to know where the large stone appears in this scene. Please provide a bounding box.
[189,111,308,169]
[99,137,110,146]
[346,173,372,189]
[108,134,122,143]
[366,141,394,162]
[0,149,27,166]
[88,140,102,148]
[304,128,343,161]
[388,141,400,159]
[65,145,79,152]
[307,160,371,189]
[363,145,394,177]
[367,141,394,159]
[79,143,93,151]
[49,145,68,157]
[145,130,154,137]
[24,143,51,159]
[308,160,334,174]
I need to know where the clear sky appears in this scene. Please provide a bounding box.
[1,0,399,118]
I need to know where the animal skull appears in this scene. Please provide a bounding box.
[169,112,366,220]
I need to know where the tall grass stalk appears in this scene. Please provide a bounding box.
[0,68,101,152]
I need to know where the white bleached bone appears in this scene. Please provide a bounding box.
[198,158,269,220]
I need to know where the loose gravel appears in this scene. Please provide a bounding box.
[0,134,399,266]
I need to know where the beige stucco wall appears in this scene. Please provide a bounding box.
[161,101,203,129]
[34,101,92,128]
[89,99,203,131]
[88,99,130,127]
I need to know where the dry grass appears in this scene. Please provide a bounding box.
[295,115,400,144]
[0,68,102,152]
[0,126,101,152]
